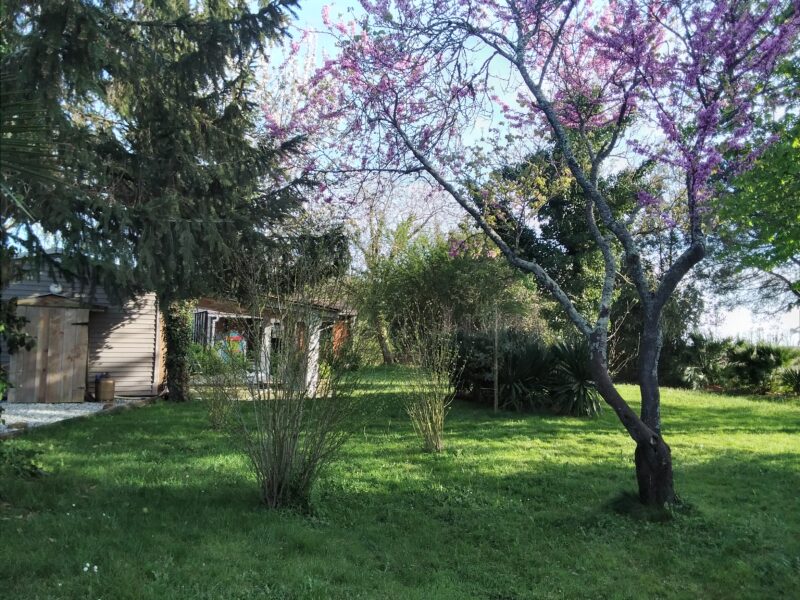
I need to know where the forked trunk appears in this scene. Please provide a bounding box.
[633,319,675,504]
[638,318,663,433]
[589,344,676,506]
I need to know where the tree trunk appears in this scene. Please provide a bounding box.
[635,436,675,505]
[161,297,194,402]
[375,319,394,365]
[589,341,676,506]
[638,315,663,433]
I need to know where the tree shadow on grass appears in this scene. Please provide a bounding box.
[3,417,798,600]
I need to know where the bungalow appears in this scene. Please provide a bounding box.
[192,297,354,393]
[1,269,354,403]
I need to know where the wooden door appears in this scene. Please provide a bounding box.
[8,306,89,403]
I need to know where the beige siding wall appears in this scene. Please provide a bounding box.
[2,270,162,399]
[1,270,111,305]
[87,294,161,397]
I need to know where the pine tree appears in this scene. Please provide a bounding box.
[1,1,303,400]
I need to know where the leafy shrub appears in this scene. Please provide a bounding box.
[725,342,794,393]
[0,440,42,480]
[188,342,209,375]
[0,406,42,478]
[779,367,800,394]
[199,310,363,510]
[0,406,39,481]
[549,340,601,417]
[191,344,239,430]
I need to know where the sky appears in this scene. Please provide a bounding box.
[702,306,800,347]
[283,1,799,346]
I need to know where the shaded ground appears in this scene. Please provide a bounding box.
[1,367,798,599]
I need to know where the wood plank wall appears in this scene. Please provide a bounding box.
[8,306,89,402]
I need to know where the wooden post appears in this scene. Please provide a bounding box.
[305,314,322,397]
[493,305,499,413]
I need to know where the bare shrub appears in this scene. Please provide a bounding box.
[398,310,459,452]
[199,236,362,510]
[191,344,241,430]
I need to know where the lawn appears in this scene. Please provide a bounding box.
[1,367,798,599]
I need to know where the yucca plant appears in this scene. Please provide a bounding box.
[497,331,552,411]
[780,367,800,395]
[726,342,791,393]
[549,340,601,417]
[681,334,731,389]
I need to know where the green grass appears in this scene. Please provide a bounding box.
[1,366,799,599]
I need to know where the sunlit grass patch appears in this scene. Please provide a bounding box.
[1,367,798,599]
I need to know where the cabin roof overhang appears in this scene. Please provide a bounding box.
[16,294,105,310]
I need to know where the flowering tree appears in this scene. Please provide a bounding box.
[276,0,799,505]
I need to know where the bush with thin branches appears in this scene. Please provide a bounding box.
[198,240,362,510]
[398,311,459,452]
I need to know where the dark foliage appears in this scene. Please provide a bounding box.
[679,334,798,394]
[1,0,304,302]
[2,1,307,402]
[455,330,601,416]
[0,246,35,401]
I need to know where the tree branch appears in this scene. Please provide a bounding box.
[389,118,593,337]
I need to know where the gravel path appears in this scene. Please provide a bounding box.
[0,399,146,435]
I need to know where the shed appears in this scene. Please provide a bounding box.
[8,295,91,403]
[1,269,164,402]
[192,297,353,395]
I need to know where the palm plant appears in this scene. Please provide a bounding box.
[550,340,601,417]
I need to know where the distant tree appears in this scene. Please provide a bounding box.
[348,188,446,365]
[371,230,549,351]
[471,149,662,332]
[708,117,800,312]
